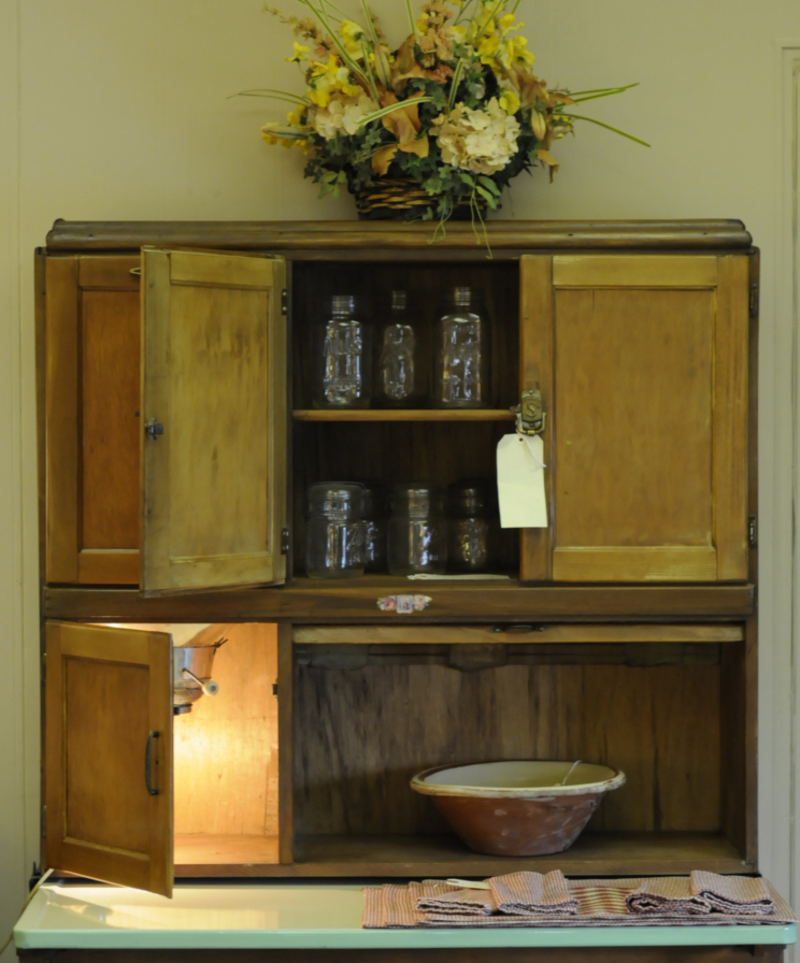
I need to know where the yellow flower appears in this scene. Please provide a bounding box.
[498,88,520,114]
[286,107,306,126]
[339,19,365,56]
[498,13,519,32]
[286,41,309,63]
[477,34,500,63]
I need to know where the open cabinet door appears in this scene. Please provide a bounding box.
[140,248,287,595]
[45,621,174,896]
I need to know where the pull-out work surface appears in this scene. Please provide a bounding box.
[13,883,797,953]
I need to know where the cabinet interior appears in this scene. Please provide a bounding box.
[288,623,749,876]
[291,259,520,577]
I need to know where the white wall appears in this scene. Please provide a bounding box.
[2,0,800,954]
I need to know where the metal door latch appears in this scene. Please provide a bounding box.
[511,388,546,435]
[145,417,164,440]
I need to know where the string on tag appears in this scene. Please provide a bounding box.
[516,428,546,469]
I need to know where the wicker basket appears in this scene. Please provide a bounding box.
[355,177,486,221]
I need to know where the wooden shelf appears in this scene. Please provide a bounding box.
[292,832,750,877]
[173,832,749,878]
[293,409,515,422]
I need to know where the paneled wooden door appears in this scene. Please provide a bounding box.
[44,621,174,896]
[520,254,750,582]
[140,248,288,595]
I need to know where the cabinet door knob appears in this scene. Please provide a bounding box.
[145,417,164,441]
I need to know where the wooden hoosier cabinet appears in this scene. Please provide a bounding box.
[37,219,758,901]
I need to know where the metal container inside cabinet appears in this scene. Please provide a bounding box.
[434,286,490,408]
[387,483,447,576]
[448,479,498,573]
[313,294,371,408]
[305,482,366,579]
[376,290,425,407]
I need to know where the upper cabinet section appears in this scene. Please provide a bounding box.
[41,222,754,599]
[520,254,750,583]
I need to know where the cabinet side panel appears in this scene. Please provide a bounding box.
[714,256,750,580]
[45,257,79,582]
[519,256,553,580]
[719,637,747,858]
[279,624,294,864]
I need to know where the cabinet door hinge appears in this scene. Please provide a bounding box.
[749,514,757,547]
[41,805,47,838]
[272,683,278,697]
[749,282,759,319]
[281,528,290,555]
[281,288,288,316]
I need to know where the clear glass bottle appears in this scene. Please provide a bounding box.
[448,479,498,573]
[305,482,366,579]
[313,295,371,408]
[433,286,491,408]
[376,290,424,407]
[362,483,388,573]
[387,483,447,576]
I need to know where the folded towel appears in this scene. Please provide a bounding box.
[416,886,495,917]
[691,872,776,916]
[626,876,711,916]
[491,870,579,916]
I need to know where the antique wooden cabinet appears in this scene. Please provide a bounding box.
[37,219,758,899]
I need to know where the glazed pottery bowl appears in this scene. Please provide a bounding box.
[410,760,626,857]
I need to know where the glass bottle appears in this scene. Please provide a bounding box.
[387,483,447,576]
[448,479,498,573]
[376,290,424,407]
[305,482,365,579]
[362,483,388,573]
[313,295,371,408]
[433,286,491,408]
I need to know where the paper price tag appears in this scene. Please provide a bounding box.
[496,433,548,528]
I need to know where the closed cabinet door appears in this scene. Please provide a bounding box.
[520,254,750,583]
[45,621,174,895]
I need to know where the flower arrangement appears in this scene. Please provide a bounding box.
[237,0,646,227]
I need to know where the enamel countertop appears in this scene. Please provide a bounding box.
[13,883,798,951]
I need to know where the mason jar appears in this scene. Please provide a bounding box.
[387,483,447,576]
[362,483,388,574]
[305,482,366,579]
[448,479,498,573]
[433,286,491,408]
[375,290,425,407]
[312,294,371,408]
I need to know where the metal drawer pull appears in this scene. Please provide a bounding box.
[145,730,159,796]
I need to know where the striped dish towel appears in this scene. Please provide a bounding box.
[625,876,712,916]
[691,872,776,916]
[491,871,578,916]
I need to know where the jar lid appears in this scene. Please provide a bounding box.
[307,481,365,516]
[330,294,358,316]
[390,290,407,311]
[448,479,496,517]
[390,482,446,516]
[443,286,482,309]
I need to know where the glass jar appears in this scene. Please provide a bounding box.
[362,483,388,574]
[448,480,498,573]
[375,290,425,407]
[433,286,491,408]
[305,482,366,579]
[387,483,447,576]
[312,295,371,408]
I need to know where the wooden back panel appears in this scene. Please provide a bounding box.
[45,256,140,584]
[293,646,727,837]
[520,255,749,582]
[45,621,173,895]
[140,249,287,594]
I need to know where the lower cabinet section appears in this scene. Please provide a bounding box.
[45,620,755,889]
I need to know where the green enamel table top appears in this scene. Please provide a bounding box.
[14,883,796,951]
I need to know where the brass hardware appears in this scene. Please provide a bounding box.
[749,282,759,319]
[145,417,164,440]
[281,288,288,315]
[749,515,757,547]
[144,731,159,796]
[129,267,141,276]
[511,388,545,435]
[281,528,290,554]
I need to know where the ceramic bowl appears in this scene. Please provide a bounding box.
[410,760,626,857]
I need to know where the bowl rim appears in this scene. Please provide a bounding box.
[409,759,627,799]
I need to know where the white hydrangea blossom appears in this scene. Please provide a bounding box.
[313,94,378,140]
[431,97,520,175]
